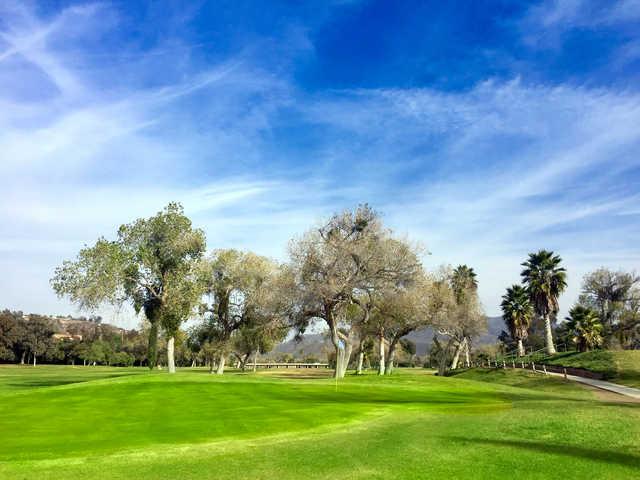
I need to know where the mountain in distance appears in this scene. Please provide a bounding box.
[273,316,504,360]
[406,316,504,356]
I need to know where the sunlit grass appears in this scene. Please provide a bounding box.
[0,366,638,479]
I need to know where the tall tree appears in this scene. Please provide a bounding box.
[51,203,206,372]
[521,250,567,356]
[579,268,640,335]
[0,311,20,361]
[447,265,485,369]
[288,206,420,378]
[22,316,54,366]
[500,284,533,357]
[565,305,604,352]
[451,265,478,304]
[374,271,451,375]
[198,249,286,374]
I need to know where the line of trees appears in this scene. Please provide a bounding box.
[501,252,640,356]
[50,203,488,377]
[0,310,154,366]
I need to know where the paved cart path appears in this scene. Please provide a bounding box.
[546,371,640,399]
[487,364,640,400]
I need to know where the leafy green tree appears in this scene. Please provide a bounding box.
[521,250,567,355]
[580,268,639,328]
[501,284,533,357]
[86,341,107,365]
[0,311,20,361]
[51,203,206,372]
[22,316,55,366]
[617,293,640,349]
[111,351,134,366]
[374,271,452,375]
[197,250,290,374]
[565,305,604,352]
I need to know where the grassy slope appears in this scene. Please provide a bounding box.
[545,351,640,388]
[0,366,638,479]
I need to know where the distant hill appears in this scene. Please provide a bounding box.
[270,333,332,360]
[3,310,128,341]
[406,316,504,356]
[272,316,505,360]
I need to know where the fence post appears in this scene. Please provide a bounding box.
[563,368,568,380]
[542,364,547,375]
[532,362,536,372]
[512,360,515,369]
[521,361,525,369]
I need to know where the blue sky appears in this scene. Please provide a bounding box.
[1,0,640,327]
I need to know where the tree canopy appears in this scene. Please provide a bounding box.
[51,203,206,372]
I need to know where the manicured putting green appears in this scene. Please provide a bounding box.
[0,366,638,479]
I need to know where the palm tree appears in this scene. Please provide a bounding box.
[566,305,604,352]
[521,250,567,355]
[501,284,533,357]
[451,265,478,305]
[450,265,479,368]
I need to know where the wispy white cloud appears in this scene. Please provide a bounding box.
[1,1,639,326]
[525,0,640,30]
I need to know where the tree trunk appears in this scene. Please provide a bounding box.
[33,354,37,366]
[517,338,525,357]
[463,337,471,368]
[437,347,448,376]
[338,342,353,378]
[544,314,556,355]
[20,351,25,365]
[450,338,465,370]
[332,335,353,379]
[385,338,399,375]
[240,353,251,372]
[378,329,385,375]
[328,312,352,379]
[216,352,226,374]
[356,350,364,374]
[167,336,176,374]
[253,351,258,372]
[148,321,159,370]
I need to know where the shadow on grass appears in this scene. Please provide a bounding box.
[446,436,640,468]
[6,373,137,389]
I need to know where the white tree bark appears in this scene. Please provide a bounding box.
[216,353,226,374]
[333,339,353,379]
[167,336,176,374]
[450,338,465,370]
[329,314,353,379]
[544,314,557,355]
[378,331,385,375]
[463,337,471,368]
[384,345,396,375]
[356,350,364,374]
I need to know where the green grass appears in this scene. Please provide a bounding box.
[545,350,640,387]
[0,366,638,479]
